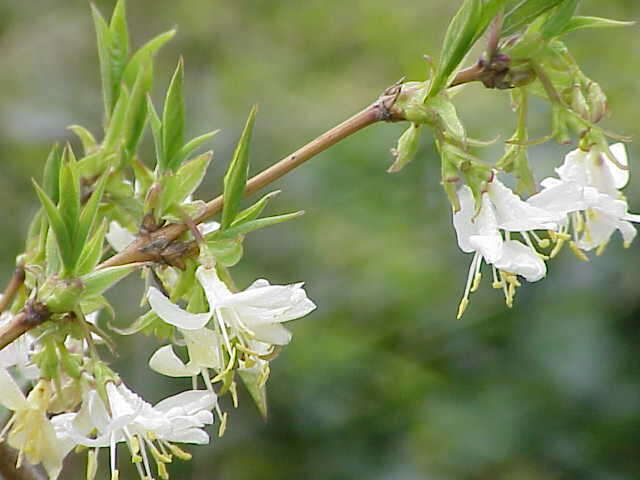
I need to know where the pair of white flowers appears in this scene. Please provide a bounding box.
[0,366,216,480]
[147,263,316,381]
[453,143,638,316]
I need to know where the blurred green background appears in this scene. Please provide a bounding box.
[1,1,639,479]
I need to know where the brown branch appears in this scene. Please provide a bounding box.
[0,266,25,314]
[98,91,401,269]
[0,303,50,352]
[0,442,46,480]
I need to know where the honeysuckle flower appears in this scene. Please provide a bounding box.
[453,178,560,317]
[106,221,136,253]
[0,312,29,369]
[0,369,73,478]
[528,143,640,254]
[147,264,316,378]
[52,381,216,480]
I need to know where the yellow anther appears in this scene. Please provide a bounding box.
[218,412,228,437]
[596,241,609,256]
[569,241,590,262]
[538,238,551,249]
[456,298,469,320]
[166,443,192,461]
[111,470,119,480]
[470,273,482,293]
[131,454,142,464]
[550,238,566,258]
[491,281,503,289]
[158,461,170,480]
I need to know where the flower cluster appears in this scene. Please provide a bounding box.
[453,143,639,317]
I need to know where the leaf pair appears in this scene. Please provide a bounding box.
[34,146,108,277]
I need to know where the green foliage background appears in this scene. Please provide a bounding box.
[0,1,639,479]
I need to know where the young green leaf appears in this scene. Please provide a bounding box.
[76,220,108,276]
[68,125,98,155]
[58,149,81,243]
[33,180,73,275]
[388,124,421,173]
[108,0,130,109]
[162,59,185,171]
[541,0,579,39]
[502,0,565,36]
[238,366,269,419]
[179,130,220,161]
[123,29,177,87]
[147,96,165,170]
[559,16,635,36]
[42,144,62,203]
[221,106,257,229]
[205,237,244,267]
[173,151,213,203]
[124,62,152,158]
[82,264,140,297]
[76,173,109,252]
[217,211,303,240]
[428,0,483,98]
[231,190,281,226]
[91,4,113,118]
[103,86,130,154]
[132,159,154,199]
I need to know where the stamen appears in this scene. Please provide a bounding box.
[457,253,480,319]
[164,442,192,461]
[491,266,503,289]
[569,241,589,262]
[86,448,98,480]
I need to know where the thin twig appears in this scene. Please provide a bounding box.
[0,266,25,314]
[0,303,50,351]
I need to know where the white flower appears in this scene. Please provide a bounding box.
[0,369,73,479]
[147,265,316,378]
[0,312,30,369]
[106,221,136,253]
[453,177,559,317]
[528,143,640,253]
[52,382,216,480]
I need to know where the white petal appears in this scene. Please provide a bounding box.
[489,178,559,231]
[617,219,637,245]
[493,240,546,282]
[608,143,629,189]
[467,193,503,263]
[149,345,201,377]
[164,428,210,444]
[183,328,222,370]
[199,222,220,236]
[154,390,217,416]
[452,186,477,253]
[527,180,585,217]
[251,323,293,345]
[223,283,316,323]
[577,212,618,251]
[148,287,211,330]
[196,265,232,308]
[106,221,136,252]
[557,148,589,185]
[0,367,27,410]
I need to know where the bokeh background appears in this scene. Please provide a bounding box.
[1,1,639,479]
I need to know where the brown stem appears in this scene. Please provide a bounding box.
[0,442,46,480]
[449,63,485,87]
[0,303,50,351]
[98,93,398,269]
[0,266,25,314]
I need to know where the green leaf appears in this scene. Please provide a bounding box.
[103,86,130,154]
[173,151,213,203]
[33,180,73,274]
[123,29,177,87]
[475,0,510,44]
[541,0,579,39]
[108,0,130,112]
[91,4,113,118]
[179,130,220,161]
[76,174,108,252]
[124,62,152,158]
[205,237,244,267]
[558,16,635,35]
[58,149,81,243]
[147,96,164,169]
[216,211,304,240]
[42,144,62,203]
[76,220,108,276]
[238,365,269,419]
[132,159,154,199]
[503,0,565,36]
[162,59,185,171]
[45,225,62,277]
[82,264,139,297]
[232,190,280,226]
[109,310,157,336]
[387,124,421,173]
[428,0,483,98]
[68,125,98,155]
[221,106,257,229]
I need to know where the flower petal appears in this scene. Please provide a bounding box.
[148,287,211,330]
[0,367,27,410]
[452,186,477,253]
[493,240,546,282]
[527,180,585,217]
[251,323,293,345]
[154,390,217,416]
[106,221,136,253]
[489,178,559,231]
[608,143,629,189]
[149,345,201,377]
[557,148,589,185]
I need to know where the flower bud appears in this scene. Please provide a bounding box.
[40,276,84,313]
[586,80,607,123]
[388,124,421,173]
